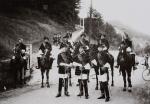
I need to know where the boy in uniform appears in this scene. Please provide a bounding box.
[56,44,73,97]
[73,46,90,99]
[98,65,110,102]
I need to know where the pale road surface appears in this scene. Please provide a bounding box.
[0,29,146,104]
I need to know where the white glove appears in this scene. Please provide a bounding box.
[23,56,27,60]
[38,50,44,55]
[12,56,15,59]
[84,63,91,69]
[72,62,82,67]
[60,63,70,67]
[21,49,26,53]
[126,47,131,52]
[86,46,89,50]
[91,59,97,66]
[103,47,107,51]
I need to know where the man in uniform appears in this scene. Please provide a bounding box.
[99,34,109,53]
[14,38,27,84]
[53,34,57,45]
[116,33,137,70]
[61,34,74,86]
[56,44,73,97]
[97,65,110,102]
[73,46,90,99]
[62,34,73,53]
[37,37,52,69]
[78,33,89,50]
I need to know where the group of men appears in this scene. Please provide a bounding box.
[53,31,72,46]
[13,31,136,102]
[55,33,112,102]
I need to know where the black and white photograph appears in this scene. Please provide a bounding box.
[0,0,150,104]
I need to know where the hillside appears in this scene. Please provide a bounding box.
[109,21,150,54]
[0,8,67,60]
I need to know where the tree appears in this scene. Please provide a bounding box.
[84,9,121,47]
[0,0,81,26]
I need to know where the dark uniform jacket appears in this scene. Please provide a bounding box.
[79,39,89,47]
[57,52,73,74]
[74,51,90,75]
[101,39,109,49]
[123,39,132,49]
[15,43,26,56]
[119,39,133,52]
[39,42,52,54]
[61,41,73,54]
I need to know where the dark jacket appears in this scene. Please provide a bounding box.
[101,39,109,49]
[124,39,132,48]
[39,42,52,53]
[15,43,26,55]
[79,39,89,47]
[57,52,73,74]
[74,51,90,75]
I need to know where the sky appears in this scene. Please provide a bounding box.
[79,0,150,35]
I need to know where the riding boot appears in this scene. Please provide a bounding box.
[24,60,28,70]
[97,94,105,99]
[37,57,41,69]
[131,54,137,70]
[77,79,84,96]
[104,82,110,101]
[56,78,63,97]
[64,78,70,96]
[116,52,121,68]
[87,72,90,83]
[83,80,89,99]
[76,79,79,86]
[105,97,110,102]
[68,69,72,86]
[98,82,105,99]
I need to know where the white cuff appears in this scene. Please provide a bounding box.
[84,63,91,69]
[72,62,82,67]
[60,63,69,67]
[91,59,97,66]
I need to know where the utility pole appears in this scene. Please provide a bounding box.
[89,0,93,43]
[83,18,85,32]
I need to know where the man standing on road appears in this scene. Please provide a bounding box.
[73,46,90,99]
[56,44,73,97]
[97,65,110,102]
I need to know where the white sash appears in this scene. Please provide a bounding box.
[58,74,68,78]
[99,73,107,82]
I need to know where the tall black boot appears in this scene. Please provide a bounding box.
[36,57,41,69]
[98,82,105,99]
[56,78,63,98]
[64,78,70,96]
[104,82,110,102]
[83,80,89,99]
[77,79,83,96]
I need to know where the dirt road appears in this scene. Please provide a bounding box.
[0,29,147,104]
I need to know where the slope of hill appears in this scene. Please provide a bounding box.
[109,21,150,54]
[0,8,67,60]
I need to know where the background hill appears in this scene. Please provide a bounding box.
[0,0,81,60]
[109,21,150,55]
[0,8,67,60]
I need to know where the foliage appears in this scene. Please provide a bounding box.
[0,0,81,25]
[84,9,121,47]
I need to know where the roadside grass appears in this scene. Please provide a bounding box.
[0,8,66,60]
[133,83,150,104]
